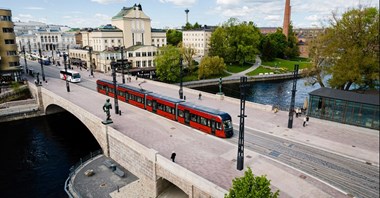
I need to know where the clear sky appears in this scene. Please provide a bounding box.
[2,0,379,29]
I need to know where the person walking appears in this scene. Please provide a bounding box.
[303,117,307,127]
[198,92,202,100]
[171,151,176,162]
[306,115,310,125]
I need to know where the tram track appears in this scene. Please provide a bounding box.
[227,128,379,198]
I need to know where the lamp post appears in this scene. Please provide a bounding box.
[287,64,299,129]
[179,57,183,99]
[237,76,248,171]
[111,59,119,114]
[22,46,28,74]
[67,45,71,69]
[63,54,70,92]
[120,46,126,84]
[38,43,46,82]
[89,46,93,76]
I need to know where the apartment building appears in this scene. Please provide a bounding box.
[0,8,21,82]
[182,28,213,57]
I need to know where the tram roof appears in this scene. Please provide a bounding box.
[309,87,379,106]
[118,83,152,93]
[147,92,184,103]
[181,102,230,117]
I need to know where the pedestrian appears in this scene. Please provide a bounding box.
[295,108,299,118]
[306,115,309,125]
[198,92,202,100]
[303,117,307,127]
[171,151,176,162]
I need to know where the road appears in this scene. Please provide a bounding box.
[24,58,379,198]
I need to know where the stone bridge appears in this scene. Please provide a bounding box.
[28,83,226,198]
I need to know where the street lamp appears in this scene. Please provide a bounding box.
[179,57,183,99]
[111,58,119,114]
[38,43,46,82]
[287,64,299,129]
[120,46,126,84]
[67,45,71,69]
[22,46,28,74]
[63,54,70,92]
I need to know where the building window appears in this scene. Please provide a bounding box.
[136,61,141,67]
[142,60,146,67]
[128,52,133,57]
[111,40,114,43]
[105,40,107,43]
[9,62,20,66]
[148,52,152,56]
[7,51,17,56]
[142,52,146,57]
[136,52,141,57]
[2,28,13,33]
[118,39,121,43]
[5,39,15,44]
[148,60,152,66]
[0,15,12,21]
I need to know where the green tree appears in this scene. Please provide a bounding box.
[198,56,226,79]
[260,36,276,61]
[166,29,182,46]
[209,27,228,59]
[269,29,288,58]
[225,167,279,198]
[209,18,261,65]
[154,45,181,83]
[179,43,196,74]
[311,6,379,90]
[284,24,300,59]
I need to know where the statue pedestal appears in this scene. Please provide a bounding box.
[102,119,113,125]
[216,92,224,100]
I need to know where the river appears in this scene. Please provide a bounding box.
[0,112,100,198]
[194,78,322,110]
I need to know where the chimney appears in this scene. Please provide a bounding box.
[283,0,291,39]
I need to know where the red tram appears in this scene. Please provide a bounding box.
[96,79,233,138]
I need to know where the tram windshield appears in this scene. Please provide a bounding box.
[223,120,232,129]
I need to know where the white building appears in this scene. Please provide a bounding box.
[15,26,76,53]
[182,28,213,57]
[72,4,166,75]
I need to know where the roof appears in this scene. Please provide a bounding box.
[309,87,379,106]
[112,6,133,20]
[180,102,230,116]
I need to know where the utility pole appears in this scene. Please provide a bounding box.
[120,46,125,84]
[22,46,28,74]
[63,54,70,92]
[288,64,299,128]
[38,43,46,82]
[237,76,248,171]
[179,57,183,99]
[111,59,119,114]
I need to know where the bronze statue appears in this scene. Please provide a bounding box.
[103,98,112,121]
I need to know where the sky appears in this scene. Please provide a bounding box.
[2,0,379,29]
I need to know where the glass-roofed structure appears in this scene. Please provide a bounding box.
[307,87,379,130]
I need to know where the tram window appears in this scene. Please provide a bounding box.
[200,117,207,126]
[216,122,221,130]
[158,103,163,110]
[126,93,129,99]
[223,120,232,129]
[178,110,184,117]
[137,97,142,103]
[147,100,152,106]
[166,106,171,113]
[191,114,197,122]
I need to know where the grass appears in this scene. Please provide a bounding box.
[262,58,311,71]
[246,66,277,76]
[226,62,253,73]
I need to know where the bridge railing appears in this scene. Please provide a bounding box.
[64,149,103,198]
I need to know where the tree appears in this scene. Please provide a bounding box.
[260,28,288,61]
[225,167,279,198]
[154,45,181,83]
[166,29,182,46]
[209,18,261,65]
[198,56,226,79]
[283,23,300,59]
[310,6,379,90]
[179,43,196,74]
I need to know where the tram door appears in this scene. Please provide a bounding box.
[184,110,190,125]
[152,100,157,113]
[210,119,216,135]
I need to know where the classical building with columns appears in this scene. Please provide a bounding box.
[72,3,166,75]
[182,27,214,57]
